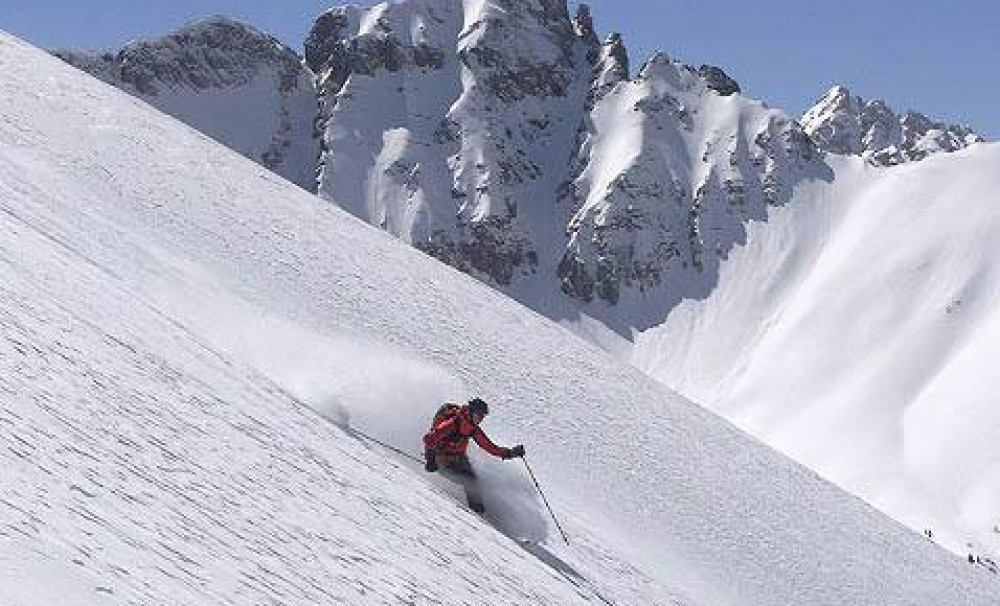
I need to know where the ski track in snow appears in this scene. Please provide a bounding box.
[0,32,997,605]
[0,188,616,605]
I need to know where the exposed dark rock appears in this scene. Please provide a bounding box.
[698,64,740,96]
[306,8,446,99]
[572,4,600,48]
[420,214,538,286]
[71,17,306,95]
[802,85,984,166]
[483,61,574,101]
[584,33,628,109]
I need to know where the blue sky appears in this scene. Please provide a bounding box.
[3,0,997,137]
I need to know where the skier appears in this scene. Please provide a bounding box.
[423,397,525,513]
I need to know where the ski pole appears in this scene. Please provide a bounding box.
[349,427,424,465]
[522,457,569,544]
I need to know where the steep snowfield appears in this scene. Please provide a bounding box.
[634,148,1000,562]
[549,51,820,333]
[2,31,996,605]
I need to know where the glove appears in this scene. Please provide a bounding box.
[503,445,525,459]
[424,449,438,472]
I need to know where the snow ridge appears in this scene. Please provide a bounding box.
[306,0,590,287]
[304,0,826,335]
[53,16,319,190]
[802,84,983,166]
[557,51,822,331]
[46,4,988,334]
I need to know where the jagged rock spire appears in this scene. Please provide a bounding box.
[698,65,740,96]
[802,84,983,165]
[801,85,864,155]
[586,32,629,107]
[572,3,599,48]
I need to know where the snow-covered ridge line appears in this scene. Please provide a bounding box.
[3,31,997,605]
[802,84,984,166]
[303,0,826,337]
[44,2,988,331]
[45,2,986,332]
[51,16,319,191]
[52,16,298,94]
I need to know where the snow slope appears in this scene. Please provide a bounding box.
[53,17,318,191]
[634,148,1000,564]
[1,31,996,605]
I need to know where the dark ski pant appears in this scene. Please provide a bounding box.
[437,454,485,513]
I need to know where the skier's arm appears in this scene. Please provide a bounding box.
[472,427,507,458]
[424,417,459,448]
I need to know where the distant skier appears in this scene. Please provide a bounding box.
[423,397,524,513]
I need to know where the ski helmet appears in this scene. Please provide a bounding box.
[468,397,489,417]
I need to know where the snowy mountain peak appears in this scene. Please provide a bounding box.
[305,0,829,335]
[52,17,318,190]
[632,54,740,98]
[306,0,592,287]
[585,32,629,107]
[636,51,682,80]
[697,64,741,96]
[823,83,856,106]
[800,85,864,155]
[56,16,299,95]
[802,84,984,166]
[556,47,822,328]
[302,4,441,98]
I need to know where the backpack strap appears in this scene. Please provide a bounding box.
[433,403,462,424]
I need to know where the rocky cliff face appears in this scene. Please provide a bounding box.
[53,17,319,190]
[558,52,822,320]
[802,85,983,166]
[304,0,591,287]
[304,0,826,331]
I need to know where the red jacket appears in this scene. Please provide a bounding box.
[423,405,506,459]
